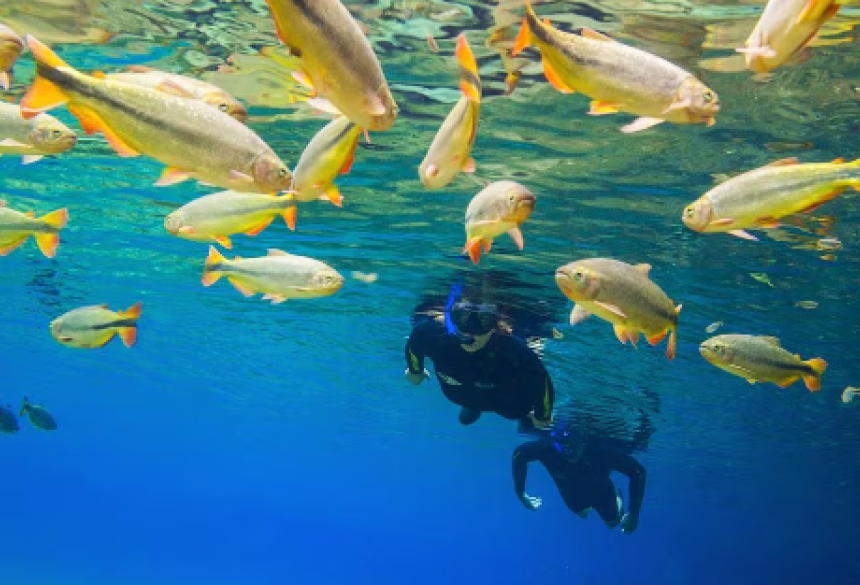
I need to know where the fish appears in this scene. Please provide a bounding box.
[511,2,720,133]
[555,258,681,360]
[0,200,68,258]
[842,387,860,404]
[463,181,536,264]
[264,0,398,131]
[700,334,827,392]
[19,36,292,193]
[682,157,860,240]
[419,33,481,189]
[0,23,23,91]
[0,102,77,164]
[103,66,248,122]
[19,397,57,431]
[291,116,362,208]
[737,0,840,73]
[165,190,297,249]
[50,302,142,349]
[795,300,819,309]
[0,404,19,434]
[706,321,723,334]
[202,247,344,303]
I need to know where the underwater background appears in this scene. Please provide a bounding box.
[1,0,859,583]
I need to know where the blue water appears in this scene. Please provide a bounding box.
[2,1,860,583]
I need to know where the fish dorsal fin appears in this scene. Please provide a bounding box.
[766,157,799,167]
[761,336,781,347]
[267,249,292,257]
[581,28,616,42]
[634,263,652,276]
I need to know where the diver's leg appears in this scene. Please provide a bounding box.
[459,407,483,425]
[593,478,623,529]
[559,483,592,519]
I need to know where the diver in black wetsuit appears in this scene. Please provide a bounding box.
[512,429,646,534]
[404,300,554,427]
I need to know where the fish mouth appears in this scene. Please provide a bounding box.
[699,344,718,364]
[554,270,577,297]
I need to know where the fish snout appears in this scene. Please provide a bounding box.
[254,155,293,192]
[681,199,713,232]
[164,214,184,235]
[30,121,78,154]
[204,93,248,123]
[313,270,345,294]
[554,266,585,299]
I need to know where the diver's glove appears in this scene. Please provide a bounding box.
[519,493,543,511]
[621,513,639,534]
[404,368,430,385]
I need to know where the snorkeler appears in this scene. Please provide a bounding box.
[513,427,646,534]
[404,299,554,427]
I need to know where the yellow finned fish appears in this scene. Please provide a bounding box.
[50,302,142,349]
[555,258,681,360]
[419,33,481,190]
[165,191,297,249]
[0,102,77,164]
[700,334,827,392]
[463,181,535,264]
[19,36,292,194]
[264,0,398,132]
[682,157,860,240]
[292,116,362,208]
[737,0,840,73]
[103,66,247,122]
[0,23,22,91]
[202,247,343,303]
[512,2,719,133]
[0,200,67,258]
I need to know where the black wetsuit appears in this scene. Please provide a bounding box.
[513,439,646,525]
[405,320,554,424]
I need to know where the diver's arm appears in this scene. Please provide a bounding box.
[404,322,434,382]
[612,454,647,532]
[512,440,550,509]
[524,357,555,427]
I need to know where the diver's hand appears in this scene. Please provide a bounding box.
[405,368,430,385]
[519,493,542,511]
[527,412,552,428]
[621,513,639,534]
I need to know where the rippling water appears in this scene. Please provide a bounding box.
[1,1,859,584]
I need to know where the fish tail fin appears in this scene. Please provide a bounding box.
[455,34,481,103]
[119,301,143,322]
[202,245,227,286]
[19,397,28,417]
[116,302,142,348]
[512,3,535,57]
[33,208,68,258]
[20,36,73,118]
[0,71,9,91]
[117,327,138,348]
[802,358,828,392]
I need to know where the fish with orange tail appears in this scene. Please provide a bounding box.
[555,259,681,360]
[0,23,22,91]
[419,33,481,189]
[264,0,398,132]
[50,303,142,349]
[512,2,720,133]
[0,200,67,258]
[292,116,362,208]
[700,334,827,392]
[19,36,292,193]
[682,157,860,241]
[737,0,840,74]
[463,181,535,264]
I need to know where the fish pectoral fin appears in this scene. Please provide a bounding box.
[67,104,140,157]
[291,70,315,90]
[541,57,576,94]
[21,155,44,165]
[621,117,665,133]
[244,219,273,237]
[229,170,255,184]
[307,97,341,116]
[268,295,288,304]
[507,227,524,250]
[735,45,777,59]
[0,236,29,256]
[213,235,233,249]
[580,28,616,42]
[646,330,667,346]
[156,167,195,187]
[613,324,632,345]
[462,157,477,173]
[482,239,493,253]
[588,100,620,116]
[595,300,627,319]
[765,157,800,167]
[728,229,759,241]
[227,277,256,297]
[322,184,344,207]
[156,79,195,98]
[775,376,800,389]
[0,138,28,148]
[754,216,781,228]
[661,98,691,115]
[570,305,591,326]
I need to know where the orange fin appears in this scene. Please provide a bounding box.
[227,276,256,297]
[646,330,667,346]
[464,237,483,264]
[542,57,575,94]
[512,15,532,57]
[667,328,677,360]
[323,184,343,207]
[282,206,297,231]
[213,235,232,249]
[0,236,28,256]
[244,217,273,237]
[155,166,194,186]
[589,100,619,115]
[34,232,60,258]
[120,301,143,321]
[118,327,138,348]
[455,34,481,103]
[339,134,359,175]
[802,358,827,392]
[20,37,72,118]
[202,245,226,286]
[613,324,629,345]
[67,104,141,157]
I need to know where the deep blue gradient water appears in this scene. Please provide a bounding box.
[2,1,860,584]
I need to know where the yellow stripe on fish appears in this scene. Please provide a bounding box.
[555,258,681,360]
[682,156,860,240]
[419,34,482,190]
[202,247,344,304]
[19,36,292,194]
[737,0,840,73]
[50,302,142,349]
[0,23,23,91]
[512,2,719,133]
[292,116,362,210]
[700,334,827,392]
[264,0,398,132]
[0,200,68,258]
[0,102,77,164]
[463,181,535,264]
[165,191,297,249]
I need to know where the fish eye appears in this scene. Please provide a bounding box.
[684,207,694,217]
[573,270,584,282]
[703,90,715,104]
[219,103,229,112]
[51,129,62,138]
[278,168,288,178]
[509,194,516,203]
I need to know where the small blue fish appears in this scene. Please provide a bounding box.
[0,404,19,434]
[20,397,57,431]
